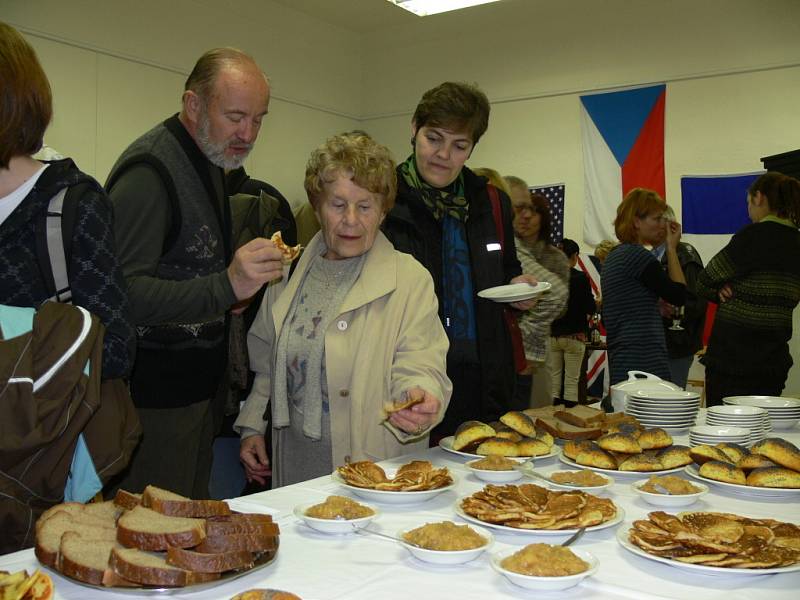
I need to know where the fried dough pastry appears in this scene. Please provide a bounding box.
[459,484,617,531]
[628,511,800,568]
[337,460,452,491]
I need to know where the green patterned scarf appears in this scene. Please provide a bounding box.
[399,155,468,222]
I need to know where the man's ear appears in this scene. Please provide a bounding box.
[183,90,202,124]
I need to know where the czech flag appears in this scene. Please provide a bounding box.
[581,84,666,245]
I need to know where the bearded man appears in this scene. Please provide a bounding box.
[106,48,284,497]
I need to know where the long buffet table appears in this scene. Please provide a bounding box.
[2,427,799,600]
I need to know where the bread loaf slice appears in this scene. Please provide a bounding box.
[554,405,606,428]
[114,489,143,511]
[36,500,120,534]
[205,518,279,537]
[117,506,205,551]
[142,485,231,518]
[35,512,117,568]
[194,532,278,554]
[166,546,254,573]
[110,547,219,587]
[57,532,119,585]
[536,416,602,440]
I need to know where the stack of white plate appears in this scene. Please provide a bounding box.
[626,390,701,430]
[723,396,800,430]
[689,425,750,447]
[705,405,770,445]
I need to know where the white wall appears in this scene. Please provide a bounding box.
[5,0,362,204]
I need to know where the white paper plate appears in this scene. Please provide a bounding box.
[684,465,800,497]
[455,503,624,536]
[477,282,552,303]
[331,471,457,504]
[558,453,686,476]
[439,436,560,461]
[617,526,800,575]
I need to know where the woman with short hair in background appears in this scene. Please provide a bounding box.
[601,188,686,386]
[697,172,800,406]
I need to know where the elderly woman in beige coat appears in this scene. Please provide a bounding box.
[235,133,452,487]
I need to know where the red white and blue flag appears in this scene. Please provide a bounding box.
[580,84,666,245]
[575,253,608,397]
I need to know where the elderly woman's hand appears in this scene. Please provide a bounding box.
[388,387,441,436]
[508,274,539,311]
[240,434,272,485]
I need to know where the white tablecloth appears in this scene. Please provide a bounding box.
[2,427,799,600]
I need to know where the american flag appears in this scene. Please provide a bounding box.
[529,183,565,246]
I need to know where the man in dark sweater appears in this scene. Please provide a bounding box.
[107,48,284,497]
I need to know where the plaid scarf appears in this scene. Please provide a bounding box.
[398,155,468,222]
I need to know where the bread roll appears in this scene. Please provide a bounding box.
[533,428,555,448]
[637,428,672,450]
[689,445,732,466]
[750,438,800,472]
[453,421,496,451]
[516,438,551,457]
[563,440,594,461]
[476,437,519,457]
[618,454,664,472]
[745,466,800,489]
[714,442,748,464]
[657,445,693,469]
[575,446,617,470]
[597,433,641,454]
[494,429,523,443]
[736,453,778,472]
[500,411,537,437]
[698,460,746,485]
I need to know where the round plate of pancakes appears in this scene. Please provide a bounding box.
[617,522,800,575]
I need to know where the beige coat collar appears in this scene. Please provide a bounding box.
[271,231,397,336]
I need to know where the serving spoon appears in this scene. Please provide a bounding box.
[353,525,421,547]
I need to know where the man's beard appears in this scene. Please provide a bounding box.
[196,110,251,170]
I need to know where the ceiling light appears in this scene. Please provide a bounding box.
[386,0,503,17]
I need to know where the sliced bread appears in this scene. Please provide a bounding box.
[35,511,117,568]
[57,531,118,585]
[110,547,220,587]
[205,518,279,537]
[166,546,254,573]
[554,405,606,428]
[142,485,231,518]
[116,505,205,551]
[36,500,119,534]
[114,489,143,511]
[194,532,278,554]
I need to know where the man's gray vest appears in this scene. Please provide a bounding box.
[106,118,226,351]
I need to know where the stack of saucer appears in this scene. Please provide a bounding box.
[626,390,701,431]
[705,405,770,445]
[689,425,750,447]
[723,396,800,430]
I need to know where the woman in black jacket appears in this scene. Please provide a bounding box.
[382,81,537,437]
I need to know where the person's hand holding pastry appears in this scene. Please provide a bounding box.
[385,387,440,435]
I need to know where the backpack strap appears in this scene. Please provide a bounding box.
[35,183,87,304]
[45,188,72,303]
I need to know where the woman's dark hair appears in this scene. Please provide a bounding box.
[560,238,580,259]
[412,82,490,144]
[530,193,552,243]
[0,22,52,168]
[749,171,800,227]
